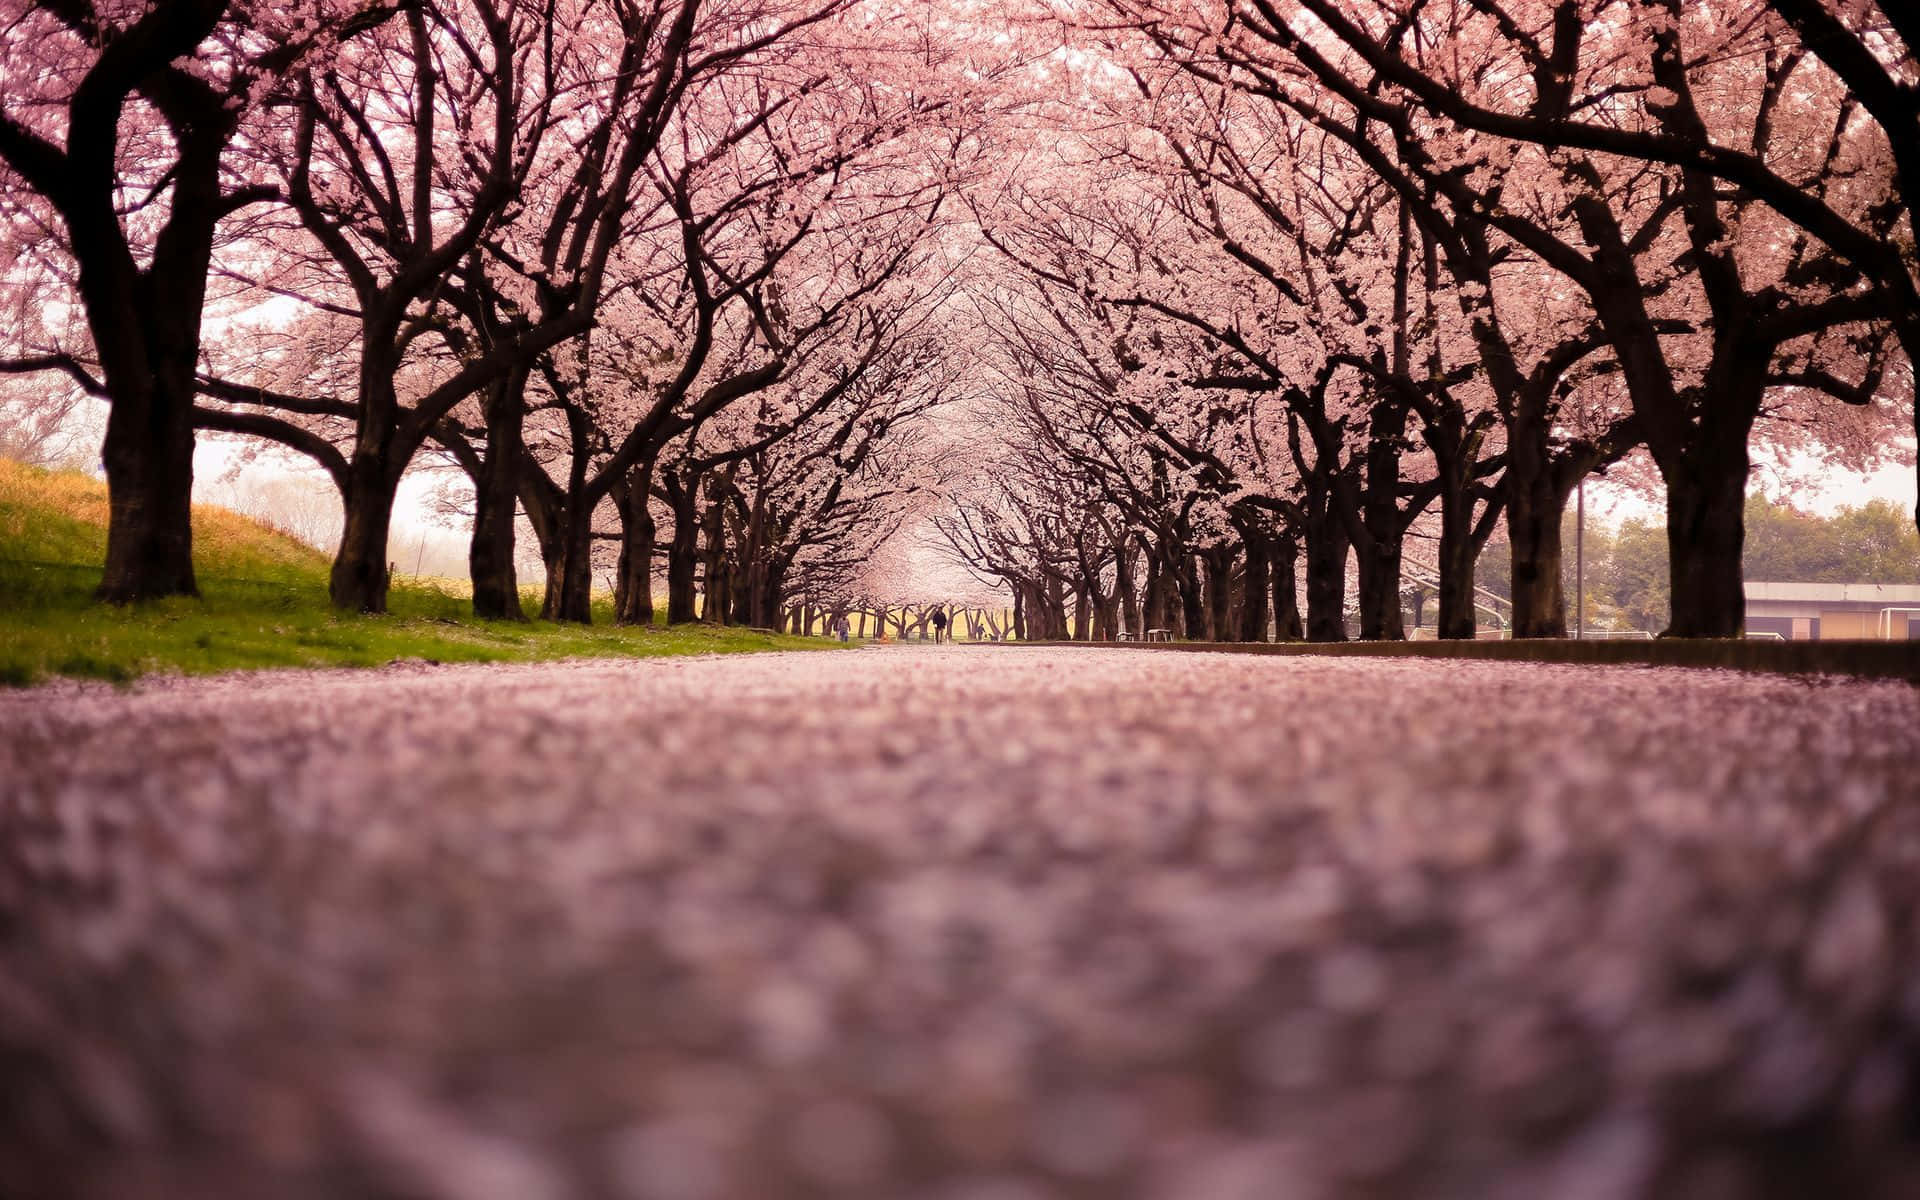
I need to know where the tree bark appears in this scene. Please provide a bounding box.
[1507,469,1569,640]
[1142,548,1170,633]
[468,369,529,621]
[330,335,408,614]
[1663,434,1751,638]
[1435,521,1479,640]
[1302,494,1350,643]
[547,504,595,624]
[733,497,767,627]
[1428,418,1499,640]
[96,388,199,603]
[1238,532,1270,643]
[1502,386,1576,638]
[1178,553,1206,640]
[664,472,701,624]
[1040,578,1063,640]
[1354,535,1405,641]
[542,405,596,624]
[755,558,788,631]
[699,486,731,625]
[1272,535,1304,642]
[613,463,656,626]
[1116,538,1141,637]
[1434,483,1479,640]
[331,453,397,614]
[1204,546,1236,642]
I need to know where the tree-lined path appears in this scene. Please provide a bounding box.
[5,647,1920,1198]
[6,1,1920,1194]
[5,1,1914,644]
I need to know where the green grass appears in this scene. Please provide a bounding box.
[0,459,834,686]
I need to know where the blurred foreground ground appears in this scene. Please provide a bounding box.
[4,646,1920,1199]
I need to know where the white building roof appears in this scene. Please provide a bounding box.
[1746,581,1920,603]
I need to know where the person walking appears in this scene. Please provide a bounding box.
[835,614,851,643]
[931,608,949,643]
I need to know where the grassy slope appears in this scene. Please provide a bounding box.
[0,460,830,685]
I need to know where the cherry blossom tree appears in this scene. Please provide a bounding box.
[439,0,870,619]
[978,80,1477,640]
[0,0,375,601]
[726,360,955,629]
[193,0,871,614]
[1119,0,1907,636]
[1292,0,1920,540]
[504,98,957,624]
[9,0,1910,643]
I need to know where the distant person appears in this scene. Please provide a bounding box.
[931,608,948,643]
[835,614,850,643]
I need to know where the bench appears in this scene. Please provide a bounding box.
[1145,628,1173,642]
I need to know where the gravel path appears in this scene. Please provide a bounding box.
[4,646,1920,1200]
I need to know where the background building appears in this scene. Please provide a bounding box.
[1744,582,1920,640]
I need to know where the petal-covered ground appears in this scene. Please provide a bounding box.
[3,646,1920,1199]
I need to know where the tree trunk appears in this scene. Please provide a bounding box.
[1353,526,1406,642]
[666,518,699,624]
[731,572,753,626]
[1509,509,1569,644]
[1204,546,1236,642]
[613,464,656,626]
[1178,553,1206,640]
[331,322,409,614]
[665,473,700,624]
[1663,436,1751,638]
[543,407,596,624]
[699,491,730,625]
[330,452,398,614]
[1116,539,1141,637]
[1434,484,1479,640]
[725,526,756,625]
[469,370,529,621]
[756,559,787,631]
[547,501,594,623]
[1142,551,1168,633]
[1302,501,1349,643]
[1272,536,1304,642]
[96,389,198,603]
[1237,534,1270,642]
[1505,414,1568,638]
[74,105,235,605]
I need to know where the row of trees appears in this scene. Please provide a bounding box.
[938,0,1912,640]
[3,2,1913,637]
[1,0,979,623]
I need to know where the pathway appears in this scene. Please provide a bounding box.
[4,647,1919,1198]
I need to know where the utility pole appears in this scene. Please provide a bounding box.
[1575,479,1585,640]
